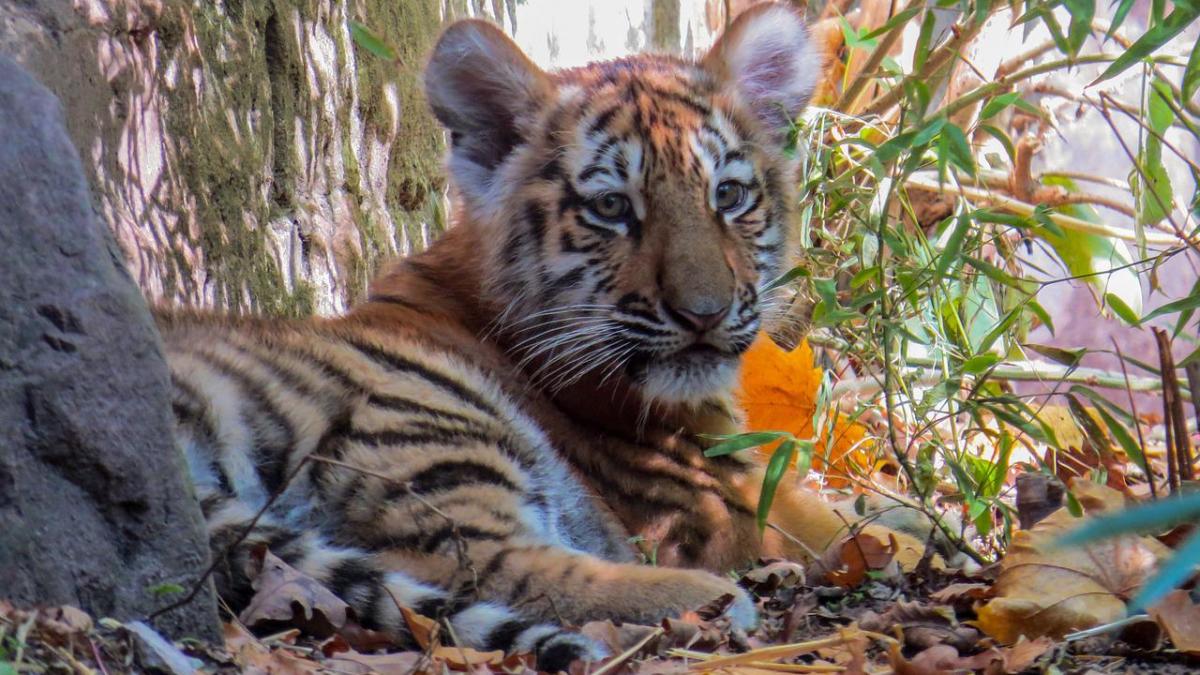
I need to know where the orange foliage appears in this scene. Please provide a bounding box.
[736,333,877,484]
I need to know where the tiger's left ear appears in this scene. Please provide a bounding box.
[702,2,820,141]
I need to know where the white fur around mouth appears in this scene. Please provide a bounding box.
[636,351,739,404]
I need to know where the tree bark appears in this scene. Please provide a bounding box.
[0,0,448,315]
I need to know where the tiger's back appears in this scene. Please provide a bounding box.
[162,4,831,670]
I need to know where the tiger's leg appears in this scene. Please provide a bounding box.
[377,539,757,631]
[312,439,756,669]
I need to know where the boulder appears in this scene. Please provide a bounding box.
[0,56,220,641]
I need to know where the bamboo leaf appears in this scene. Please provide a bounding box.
[757,439,798,531]
[1140,289,1200,323]
[703,431,791,457]
[862,6,924,40]
[1058,492,1200,547]
[1185,35,1200,101]
[1092,6,1200,85]
[1130,529,1200,612]
[350,21,398,62]
[935,213,971,279]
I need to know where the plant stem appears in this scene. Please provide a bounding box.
[836,0,925,113]
[810,334,1194,401]
[904,174,1183,245]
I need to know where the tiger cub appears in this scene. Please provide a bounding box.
[161,3,830,670]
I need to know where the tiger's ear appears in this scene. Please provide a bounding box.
[425,20,552,204]
[702,3,819,142]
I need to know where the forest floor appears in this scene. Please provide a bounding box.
[3,528,1198,675]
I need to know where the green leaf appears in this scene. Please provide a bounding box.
[1140,290,1200,323]
[1035,198,1142,318]
[1131,529,1200,612]
[1133,79,1177,227]
[875,130,918,164]
[1066,490,1084,517]
[350,21,398,62]
[976,305,1022,353]
[1106,292,1142,326]
[965,255,1020,287]
[1180,344,1200,367]
[1106,0,1136,39]
[149,582,186,597]
[980,123,1017,161]
[1027,300,1056,335]
[914,9,937,72]
[912,116,947,147]
[1023,343,1085,367]
[757,439,798,531]
[862,6,924,40]
[1058,491,1200,547]
[703,431,790,457]
[935,213,971,279]
[938,123,976,178]
[980,92,1042,120]
[839,16,879,51]
[1066,394,1114,456]
[1092,6,1200,85]
[963,353,1001,374]
[1063,0,1096,54]
[1091,404,1150,481]
[0,664,16,675]
[764,265,810,292]
[1185,36,1200,102]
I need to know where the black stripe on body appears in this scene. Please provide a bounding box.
[393,459,523,499]
[343,339,500,417]
[188,349,297,496]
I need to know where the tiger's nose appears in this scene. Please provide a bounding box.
[664,300,731,333]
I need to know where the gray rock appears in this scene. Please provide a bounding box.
[0,56,220,642]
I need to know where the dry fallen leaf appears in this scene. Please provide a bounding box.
[1147,590,1200,655]
[976,480,1166,643]
[239,546,348,637]
[860,601,980,653]
[812,532,899,588]
[929,583,994,605]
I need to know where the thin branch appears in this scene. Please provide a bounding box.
[836,0,925,113]
[904,174,1183,245]
[861,15,988,117]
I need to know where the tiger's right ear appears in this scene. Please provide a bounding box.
[425,20,552,205]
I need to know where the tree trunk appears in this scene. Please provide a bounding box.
[0,0,449,315]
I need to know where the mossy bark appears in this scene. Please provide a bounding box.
[0,0,449,315]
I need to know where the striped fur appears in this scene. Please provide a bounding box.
[162,4,831,671]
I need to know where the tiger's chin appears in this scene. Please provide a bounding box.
[632,347,741,405]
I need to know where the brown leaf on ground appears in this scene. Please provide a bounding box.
[976,480,1165,643]
[1147,590,1200,654]
[889,636,1053,675]
[399,604,441,650]
[224,622,319,675]
[929,583,994,605]
[323,650,427,675]
[239,546,399,652]
[860,601,980,653]
[811,532,899,588]
[239,546,349,637]
[36,606,94,644]
[742,559,806,594]
[580,620,661,656]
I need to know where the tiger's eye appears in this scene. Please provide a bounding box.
[589,193,631,221]
[715,181,748,212]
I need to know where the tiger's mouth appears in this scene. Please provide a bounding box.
[625,342,743,403]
